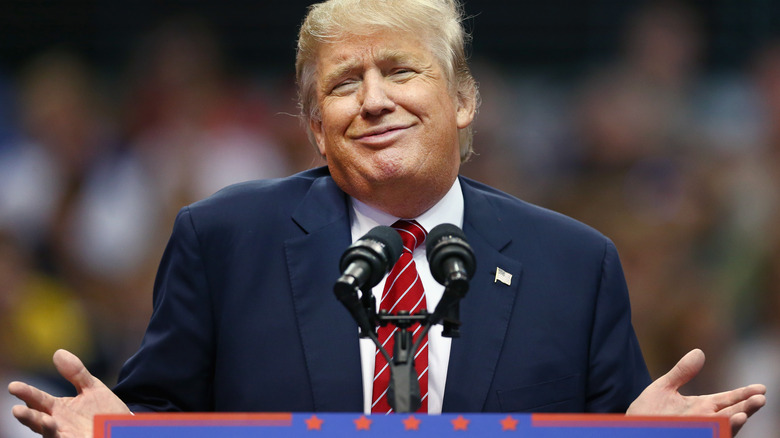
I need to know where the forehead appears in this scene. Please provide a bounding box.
[315,29,436,74]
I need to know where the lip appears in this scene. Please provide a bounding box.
[352,124,412,145]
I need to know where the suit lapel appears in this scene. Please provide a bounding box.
[286,174,364,411]
[442,179,523,412]
[283,172,524,412]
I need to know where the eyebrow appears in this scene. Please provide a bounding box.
[320,59,361,91]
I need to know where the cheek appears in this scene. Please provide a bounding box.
[417,88,459,125]
[321,96,358,123]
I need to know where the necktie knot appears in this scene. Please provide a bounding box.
[392,220,426,254]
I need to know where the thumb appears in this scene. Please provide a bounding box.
[52,349,98,394]
[661,348,705,391]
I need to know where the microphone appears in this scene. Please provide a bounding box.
[334,226,403,335]
[337,225,403,291]
[426,224,476,325]
[427,223,476,287]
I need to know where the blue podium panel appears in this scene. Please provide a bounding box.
[94,413,729,438]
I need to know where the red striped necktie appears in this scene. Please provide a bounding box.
[371,219,428,414]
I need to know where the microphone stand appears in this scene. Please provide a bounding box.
[440,302,461,338]
[336,222,475,413]
[354,282,467,413]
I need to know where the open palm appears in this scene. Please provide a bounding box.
[627,349,766,436]
[8,350,130,438]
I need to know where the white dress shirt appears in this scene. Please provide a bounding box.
[349,178,464,415]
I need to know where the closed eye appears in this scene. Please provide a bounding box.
[389,68,416,81]
[330,78,360,95]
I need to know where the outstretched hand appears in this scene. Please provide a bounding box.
[627,349,766,436]
[8,349,131,438]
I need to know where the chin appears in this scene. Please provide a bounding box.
[362,154,412,180]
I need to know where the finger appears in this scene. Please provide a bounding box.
[660,348,705,390]
[41,415,61,438]
[53,349,98,393]
[744,392,767,417]
[11,404,48,435]
[729,412,748,436]
[711,384,767,411]
[717,393,767,419]
[8,381,57,413]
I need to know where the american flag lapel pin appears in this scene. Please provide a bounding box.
[494,267,512,286]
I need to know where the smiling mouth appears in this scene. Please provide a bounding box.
[353,125,411,144]
[359,126,404,138]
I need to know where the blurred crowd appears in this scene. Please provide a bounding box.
[1,2,778,437]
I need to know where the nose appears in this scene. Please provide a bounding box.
[359,71,395,117]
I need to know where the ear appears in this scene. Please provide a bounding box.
[455,84,477,130]
[309,118,327,157]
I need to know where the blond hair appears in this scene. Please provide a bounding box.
[296,0,479,161]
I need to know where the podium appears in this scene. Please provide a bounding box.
[94,413,729,437]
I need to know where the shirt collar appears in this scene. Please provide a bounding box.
[349,178,464,242]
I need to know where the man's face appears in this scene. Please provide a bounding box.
[310,29,475,217]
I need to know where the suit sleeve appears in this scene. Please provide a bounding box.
[585,240,652,412]
[113,206,216,411]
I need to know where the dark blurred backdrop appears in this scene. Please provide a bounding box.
[2,0,779,75]
[1,1,779,437]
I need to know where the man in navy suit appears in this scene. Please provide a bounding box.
[8,0,765,436]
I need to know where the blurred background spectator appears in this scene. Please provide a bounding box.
[1,0,778,437]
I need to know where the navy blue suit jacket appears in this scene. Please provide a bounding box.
[113,166,651,413]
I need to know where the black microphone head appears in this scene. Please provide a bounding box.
[426,223,476,285]
[339,225,403,288]
[426,223,466,251]
[365,225,404,266]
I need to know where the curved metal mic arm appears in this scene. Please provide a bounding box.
[346,281,469,413]
[334,223,474,413]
